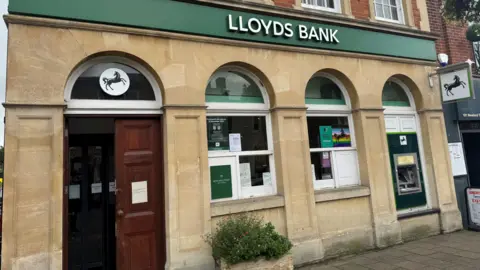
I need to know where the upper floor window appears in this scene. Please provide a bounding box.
[301,0,341,13]
[374,0,404,24]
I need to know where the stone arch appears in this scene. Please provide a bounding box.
[64,51,165,105]
[304,68,360,109]
[383,74,425,111]
[205,61,276,108]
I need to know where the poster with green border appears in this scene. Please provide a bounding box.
[207,117,229,150]
[210,165,233,200]
[319,126,333,148]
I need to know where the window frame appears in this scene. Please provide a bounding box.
[206,66,277,202]
[301,0,342,13]
[64,56,163,115]
[306,72,360,189]
[373,0,405,24]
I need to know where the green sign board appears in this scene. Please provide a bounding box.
[207,117,229,150]
[9,0,437,61]
[210,165,233,200]
[319,126,333,148]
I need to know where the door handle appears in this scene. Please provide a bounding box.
[117,209,124,217]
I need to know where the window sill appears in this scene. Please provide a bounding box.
[314,185,370,203]
[211,195,285,217]
[397,208,440,220]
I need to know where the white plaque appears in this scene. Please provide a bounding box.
[109,181,116,192]
[399,135,407,146]
[448,142,467,176]
[69,184,80,199]
[91,183,102,194]
[467,188,480,225]
[239,163,251,187]
[99,68,131,96]
[132,181,148,204]
[229,133,242,152]
[262,172,272,186]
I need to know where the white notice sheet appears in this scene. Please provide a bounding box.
[132,181,148,204]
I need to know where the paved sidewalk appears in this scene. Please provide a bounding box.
[298,230,480,270]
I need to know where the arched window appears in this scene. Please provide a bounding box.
[305,73,359,189]
[382,80,411,107]
[206,66,275,201]
[382,78,429,213]
[65,56,162,114]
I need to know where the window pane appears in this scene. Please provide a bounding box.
[327,0,334,8]
[391,6,399,20]
[375,4,384,18]
[207,116,268,151]
[206,70,264,103]
[311,151,333,180]
[307,117,351,148]
[71,63,155,101]
[389,0,397,6]
[305,76,346,105]
[382,0,390,5]
[383,5,392,19]
[382,81,410,107]
[239,155,270,187]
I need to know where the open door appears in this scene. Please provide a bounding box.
[115,119,164,270]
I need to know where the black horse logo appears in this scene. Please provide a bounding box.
[333,128,347,144]
[102,71,127,91]
[444,75,466,96]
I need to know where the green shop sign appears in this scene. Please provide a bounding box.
[9,0,437,61]
[210,165,233,200]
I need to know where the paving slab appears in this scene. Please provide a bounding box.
[297,230,480,270]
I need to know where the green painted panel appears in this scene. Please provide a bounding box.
[382,101,410,107]
[387,133,427,210]
[206,95,264,103]
[305,98,346,105]
[8,0,436,61]
[210,165,233,200]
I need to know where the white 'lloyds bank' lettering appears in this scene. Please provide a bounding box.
[227,14,339,43]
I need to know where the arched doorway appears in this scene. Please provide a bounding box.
[64,56,165,270]
[382,78,430,214]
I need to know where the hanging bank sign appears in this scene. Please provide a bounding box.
[227,15,339,43]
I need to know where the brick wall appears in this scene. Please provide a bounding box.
[411,0,421,29]
[351,0,370,20]
[273,0,294,8]
[427,0,473,64]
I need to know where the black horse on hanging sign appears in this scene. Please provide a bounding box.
[102,71,127,91]
[444,75,466,96]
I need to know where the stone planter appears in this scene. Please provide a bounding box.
[219,255,293,270]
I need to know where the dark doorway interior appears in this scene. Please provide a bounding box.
[463,132,480,188]
[68,118,116,270]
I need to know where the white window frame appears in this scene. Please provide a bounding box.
[383,78,431,215]
[301,0,341,13]
[373,0,405,24]
[64,56,163,115]
[207,66,277,202]
[306,72,360,190]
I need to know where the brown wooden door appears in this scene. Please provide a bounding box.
[115,119,164,270]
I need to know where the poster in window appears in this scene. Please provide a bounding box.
[210,165,233,200]
[207,117,229,150]
[332,128,351,147]
[319,126,333,148]
[239,163,251,187]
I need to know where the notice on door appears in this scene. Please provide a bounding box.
[131,181,148,204]
[467,188,480,226]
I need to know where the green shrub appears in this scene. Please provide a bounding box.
[205,214,292,265]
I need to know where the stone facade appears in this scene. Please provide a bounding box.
[1,12,462,270]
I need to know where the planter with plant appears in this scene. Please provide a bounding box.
[205,214,293,270]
